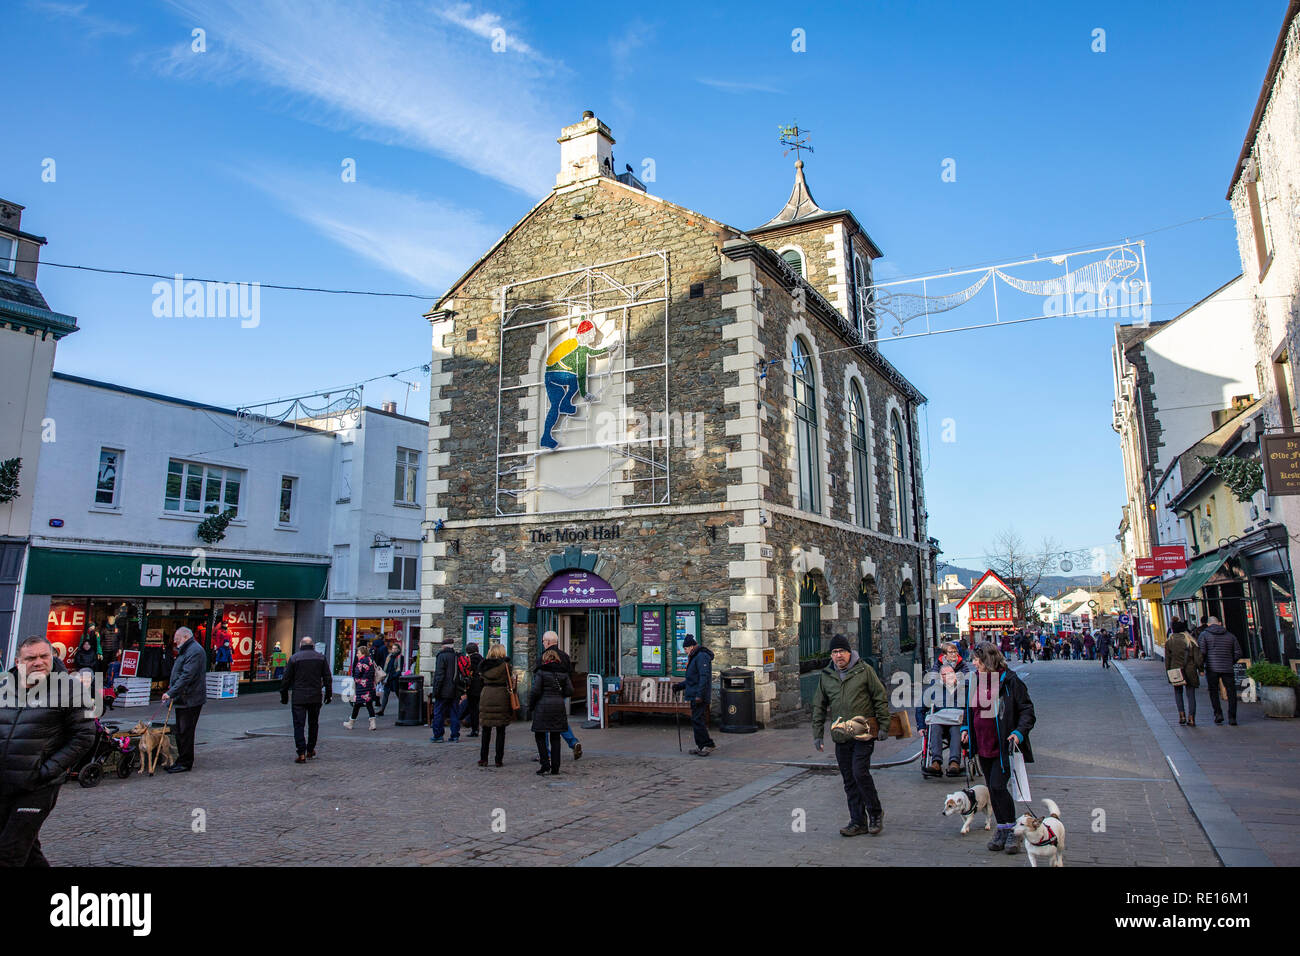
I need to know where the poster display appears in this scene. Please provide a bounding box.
[46,600,85,669]
[487,610,510,653]
[673,607,698,674]
[220,602,256,673]
[466,610,487,648]
[640,607,664,675]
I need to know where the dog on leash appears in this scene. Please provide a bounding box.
[1013,798,1066,867]
[941,785,993,835]
[129,721,174,776]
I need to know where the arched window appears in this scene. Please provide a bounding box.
[890,411,908,537]
[792,337,821,514]
[781,248,805,277]
[849,383,870,528]
[853,252,869,338]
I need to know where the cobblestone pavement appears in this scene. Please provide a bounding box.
[47,662,1222,866]
[620,661,1221,867]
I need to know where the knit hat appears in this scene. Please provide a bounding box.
[828,634,852,653]
[442,637,454,646]
[682,636,698,648]
[466,642,479,654]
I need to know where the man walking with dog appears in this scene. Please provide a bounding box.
[281,637,333,763]
[161,626,206,774]
[812,634,891,837]
[0,636,95,866]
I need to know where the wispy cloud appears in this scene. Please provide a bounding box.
[156,0,559,195]
[609,19,655,79]
[239,166,503,290]
[698,78,784,95]
[434,2,550,63]
[28,0,135,37]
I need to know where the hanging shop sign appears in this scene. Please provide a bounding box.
[1135,557,1157,576]
[24,549,328,600]
[373,546,394,574]
[1153,545,1187,571]
[1262,434,1300,496]
[535,571,619,609]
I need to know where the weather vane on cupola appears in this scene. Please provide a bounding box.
[778,123,814,161]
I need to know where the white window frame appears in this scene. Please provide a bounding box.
[387,549,419,592]
[337,443,354,503]
[853,251,870,339]
[93,446,125,510]
[0,236,16,274]
[889,411,909,538]
[163,458,245,518]
[777,245,806,278]
[277,473,299,528]
[394,447,420,506]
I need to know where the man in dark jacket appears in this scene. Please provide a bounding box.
[0,636,95,866]
[673,636,716,756]
[161,626,207,773]
[1200,616,1243,725]
[280,637,333,763]
[429,638,462,742]
[1097,630,1113,669]
[812,634,891,836]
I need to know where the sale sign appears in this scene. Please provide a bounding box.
[220,603,256,672]
[1153,545,1187,571]
[46,601,85,669]
[120,650,140,678]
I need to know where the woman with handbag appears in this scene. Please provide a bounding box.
[960,642,1036,854]
[1165,618,1201,726]
[529,649,574,775]
[345,646,380,731]
[476,644,515,767]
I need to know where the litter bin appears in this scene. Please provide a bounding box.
[395,675,425,726]
[719,667,757,734]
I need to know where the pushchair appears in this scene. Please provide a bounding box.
[919,704,980,785]
[68,718,137,788]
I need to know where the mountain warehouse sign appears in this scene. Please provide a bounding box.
[26,548,328,600]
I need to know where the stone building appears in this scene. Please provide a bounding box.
[1228,0,1300,649]
[417,112,933,725]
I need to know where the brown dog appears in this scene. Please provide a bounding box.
[130,720,174,776]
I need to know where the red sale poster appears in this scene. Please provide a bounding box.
[46,601,85,669]
[120,650,140,678]
[220,603,256,672]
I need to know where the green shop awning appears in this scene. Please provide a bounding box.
[1164,552,1229,602]
[25,548,328,601]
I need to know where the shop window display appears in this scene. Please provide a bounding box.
[254,601,296,680]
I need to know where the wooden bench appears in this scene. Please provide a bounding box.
[606,676,706,725]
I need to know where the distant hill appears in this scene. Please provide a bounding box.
[941,565,1112,594]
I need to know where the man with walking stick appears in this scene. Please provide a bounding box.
[673,637,716,756]
[161,626,206,774]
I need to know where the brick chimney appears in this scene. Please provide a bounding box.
[556,110,616,188]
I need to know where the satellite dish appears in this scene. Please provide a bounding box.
[1059,559,1073,573]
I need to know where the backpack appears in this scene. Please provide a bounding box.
[455,654,472,694]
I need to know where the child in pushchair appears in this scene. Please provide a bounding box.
[68,717,137,788]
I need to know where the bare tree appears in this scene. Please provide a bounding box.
[983,530,1089,624]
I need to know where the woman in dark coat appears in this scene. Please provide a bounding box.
[1165,618,1202,726]
[529,649,574,775]
[477,644,513,767]
[960,641,1035,854]
[346,646,379,731]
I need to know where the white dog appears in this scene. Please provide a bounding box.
[1013,798,1066,867]
[941,785,993,835]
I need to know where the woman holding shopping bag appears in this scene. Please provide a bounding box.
[1164,618,1202,726]
[960,642,1036,854]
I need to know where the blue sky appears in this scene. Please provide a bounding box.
[5,0,1286,571]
